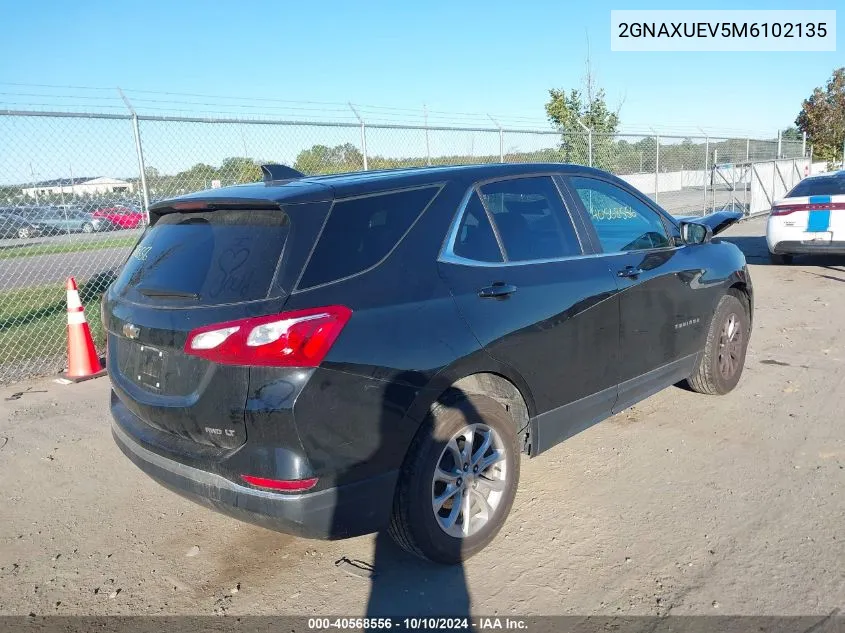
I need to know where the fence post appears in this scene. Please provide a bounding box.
[745,137,750,162]
[348,103,368,171]
[488,115,504,163]
[654,135,660,203]
[576,119,592,167]
[712,149,718,212]
[424,104,431,166]
[118,88,150,223]
[703,136,709,211]
[802,131,807,157]
[777,129,782,159]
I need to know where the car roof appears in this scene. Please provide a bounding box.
[802,171,845,182]
[152,163,612,210]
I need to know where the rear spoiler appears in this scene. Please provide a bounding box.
[674,210,742,236]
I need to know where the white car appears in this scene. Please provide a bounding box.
[767,171,845,264]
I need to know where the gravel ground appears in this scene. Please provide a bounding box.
[0,217,843,618]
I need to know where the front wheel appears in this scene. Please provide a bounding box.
[388,393,520,564]
[770,253,793,265]
[17,227,32,239]
[686,292,750,395]
[81,222,94,234]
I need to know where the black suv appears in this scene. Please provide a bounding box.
[106,163,752,564]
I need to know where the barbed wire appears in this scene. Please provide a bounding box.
[0,81,786,138]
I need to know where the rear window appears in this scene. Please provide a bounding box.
[113,209,289,305]
[297,185,441,289]
[787,176,845,197]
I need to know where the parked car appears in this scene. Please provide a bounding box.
[0,211,42,239]
[767,170,845,264]
[92,205,145,230]
[106,163,753,564]
[27,206,104,234]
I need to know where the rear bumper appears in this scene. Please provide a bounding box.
[770,240,845,256]
[111,412,398,540]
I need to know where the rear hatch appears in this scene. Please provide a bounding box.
[771,176,845,243]
[105,207,292,449]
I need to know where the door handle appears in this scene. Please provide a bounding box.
[478,282,517,299]
[618,266,644,279]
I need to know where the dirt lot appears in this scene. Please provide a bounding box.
[0,217,843,618]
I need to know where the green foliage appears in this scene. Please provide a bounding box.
[142,156,268,198]
[545,87,620,170]
[795,67,845,164]
[294,143,364,174]
[781,126,802,142]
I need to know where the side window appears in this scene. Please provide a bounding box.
[452,193,503,262]
[568,177,671,252]
[298,185,440,289]
[478,176,580,262]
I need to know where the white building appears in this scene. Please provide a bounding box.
[22,176,134,198]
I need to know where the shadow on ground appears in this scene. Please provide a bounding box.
[720,235,845,268]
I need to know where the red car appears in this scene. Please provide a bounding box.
[92,206,146,230]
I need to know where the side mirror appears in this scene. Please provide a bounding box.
[680,221,712,245]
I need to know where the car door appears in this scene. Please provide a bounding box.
[438,175,620,454]
[563,175,707,412]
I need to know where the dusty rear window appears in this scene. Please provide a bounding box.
[113,209,289,305]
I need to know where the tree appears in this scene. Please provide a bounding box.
[294,143,364,174]
[545,62,620,170]
[781,126,802,142]
[175,163,217,192]
[219,157,262,184]
[795,67,845,164]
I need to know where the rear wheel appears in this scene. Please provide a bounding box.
[17,227,31,239]
[770,253,793,265]
[388,393,520,564]
[686,293,750,395]
[81,222,94,234]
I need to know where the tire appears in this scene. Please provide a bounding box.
[388,393,520,564]
[17,227,31,239]
[81,223,94,234]
[686,292,750,395]
[770,253,793,265]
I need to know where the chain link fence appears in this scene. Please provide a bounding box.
[0,110,810,383]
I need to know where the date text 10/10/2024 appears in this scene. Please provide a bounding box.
[307,617,529,630]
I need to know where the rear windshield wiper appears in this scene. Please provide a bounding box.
[136,286,200,300]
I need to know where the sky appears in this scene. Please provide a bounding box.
[0,0,841,184]
[0,0,841,134]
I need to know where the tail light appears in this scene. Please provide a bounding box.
[772,202,845,216]
[184,305,351,367]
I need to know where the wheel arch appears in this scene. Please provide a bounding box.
[728,281,753,326]
[405,364,534,456]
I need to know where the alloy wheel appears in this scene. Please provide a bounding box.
[431,423,508,538]
[718,312,743,379]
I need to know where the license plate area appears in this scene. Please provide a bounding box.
[803,231,833,244]
[135,344,166,392]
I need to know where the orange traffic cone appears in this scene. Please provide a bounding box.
[63,277,106,382]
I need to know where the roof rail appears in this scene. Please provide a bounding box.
[261,164,305,182]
